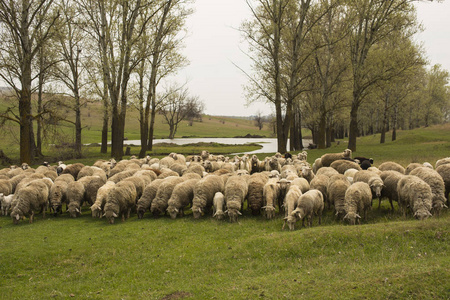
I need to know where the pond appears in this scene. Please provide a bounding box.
[124,138,313,154]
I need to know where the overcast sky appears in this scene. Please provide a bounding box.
[176,0,450,117]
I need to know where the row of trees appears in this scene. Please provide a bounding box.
[0,0,202,164]
[242,0,449,153]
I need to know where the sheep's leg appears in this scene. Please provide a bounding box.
[378,197,382,209]
[127,208,131,219]
[318,214,322,225]
[29,211,34,223]
[389,199,394,211]
[42,205,46,219]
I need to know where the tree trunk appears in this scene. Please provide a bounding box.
[392,104,398,141]
[74,94,82,158]
[348,102,359,152]
[318,113,326,149]
[101,87,109,154]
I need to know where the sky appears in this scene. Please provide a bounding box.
[176,0,450,117]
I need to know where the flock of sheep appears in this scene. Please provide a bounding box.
[0,149,449,230]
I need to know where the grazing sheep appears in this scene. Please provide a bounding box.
[61,163,85,179]
[151,176,184,217]
[320,149,352,167]
[159,156,176,169]
[66,181,85,218]
[378,161,405,174]
[309,175,329,209]
[136,179,163,219]
[224,175,249,223]
[247,173,269,215]
[0,179,13,196]
[108,169,138,183]
[77,166,107,182]
[157,169,179,179]
[353,170,385,208]
[181,172,202,181]
[167,178,200,219]
[380,170,405,211]
[7,168,23,179]
[367,166,381,175]
[121,176,146,201]
[291,177,310,194]
[79,175,106,205]
[169,152,186,165]
[192,175,225,219]
[282,185,303,231]
[11,180,50,224]
[132,170,157,186]
[262,178,280,219]
[435,157,450,169]
[344,168,359,179]
[288,190,324,230]
[56,161,67,175]
[212,192,225,220]
[316,167,339,178]
[1,193,14,216]
[405,163,422,175]
[328,177,351,218]
[103,180,137,224]
[409,167,447,216]
[169,163,187,176]
[49,180,70,215]
[397,175,432,220]
[435,164,450,204]
[330,160,362,174]
[91,181,116,218]
[8,174,28,193]
[343,182,372,225]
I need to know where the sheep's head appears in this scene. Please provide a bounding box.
[104,210,118,224]
[343,212,360,225]
[192,206,203,219]
[284,215,297,231]
[414,209,432,220]
[91,204,101,218]
[226,209,241,223]
[11,208,23,225]
[213,210,225,220]
[262,205,276,220]
[52,204,62,216]
[68,203,81,218]
[343,149,352,158]
[136,205,146,219]
[167,206,179,219]
[369,181,384,198]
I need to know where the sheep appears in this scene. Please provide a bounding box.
[200,150,210,161]
[11,180,49,224]
[224,175,249,223]
[309,175,329,209]
[353,170,385,209]
[378,161,405,174]
[316,167,339,178]
[354,157,373,170]
[132,170,157,186]
[262,178,280,219]
[0,179,13,196]
[54,173,75,185]
[435,157,450,169]
[212,192,225,220]
[49,180,70,215]
[91,181,116,218]
[247,172,269,215]
[288,190,324,230]
[405,163,422,175]
[167,178,200,219]
[61,163,85,179]
[151,176,185,217]
[183,163,205,177]
[320,149,352,167]
[397,175,432,220]
[169,152,186,165]
[328,176,351,218]
[435,164,450,204]
[169,163,187,176]
[191,175,225,219]
[300,166,314,183]
[291,177,310,194]
[282,185,302,231]
[56,161,67,175]
[1,193,14,216]
[159,156,176,169]
[330,160,362,174]
[122,176,147,201]
[280,164,297,179]
[409,167,447,216]
[380,170,405,211]
[297,151,308,161]
[367,166,381,175]
[108,169,138,183]
[181,172,202,181]
[157,169,179,179]
[103,180,137,224]
[203,160,221,173]
[6,168,23,178]
[77,166,107,182]
[267,157,281,173]
[136,179,163,219]
[344,168,359,179]
[276,179,292,213]
[343,182,372,225]
[66,181,85,218]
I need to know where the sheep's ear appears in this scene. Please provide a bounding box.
[444,205,448,209]
[76,208,80,213]
[102,213,106,218]
[296,212,302,219]
[174,208,179,213]
[356,214,361,219]
[237,211,242,216]
[427,211,432,216]
[335,211,339,216]
[16,214,20,221]
[112,212,118,218]
[343,213,349,220]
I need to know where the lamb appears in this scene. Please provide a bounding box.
[11,180,50,224]
[103,180,137,224]
[1,193,14,216]
[320,149,352,167]
[409,167,447,216]
[150,176,184,217]
[212,192,225,220]
[282,185,303,231]
[191,175,224,219]
[435,164,450,204]
[61,163,85,179]
[397,175,432,220]
[288,190,324,230]
[330,160,361,174]
[136,179,163,219]
[262,178,280,219]
[167,178,200,219]
[224,175,249,223]
[354,157,373,170]
[327,176,351,218]
[353,170,385,208]
[91,181,116,218]
[247,172,269,215]
[343,182,372,225]
[378,161,405,174]
[380,170,405,211]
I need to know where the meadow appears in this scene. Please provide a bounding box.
[0,120,450,299]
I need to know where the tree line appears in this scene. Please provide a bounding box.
[0,0,204,164]
[241,0,450,153]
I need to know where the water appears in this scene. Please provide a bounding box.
[124,138,312,154]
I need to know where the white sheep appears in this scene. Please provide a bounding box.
[282,185,302,231]
[262,178,280,219]
[397,175,432,220]
[1,193,14,216]
[103,180,137,224]
[11,180,50,224]
[192,175,224,219]
[343,182,372,225]
[167,178,200,219]
[288,189,324,229]
[320,149,352,167]
[409,167,447,216]
[353,170,385,209]
[212,192,225,220]
[151,176,184,217]
[224,175,249,222]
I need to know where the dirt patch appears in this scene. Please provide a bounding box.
[161,291,193,300]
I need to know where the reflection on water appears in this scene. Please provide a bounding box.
[124,138,312,154]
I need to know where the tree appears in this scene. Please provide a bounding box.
[159,84,203,139]
[254,110,264,130]
[0,0,59,164]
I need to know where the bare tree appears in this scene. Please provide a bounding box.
[254,110,264,130]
